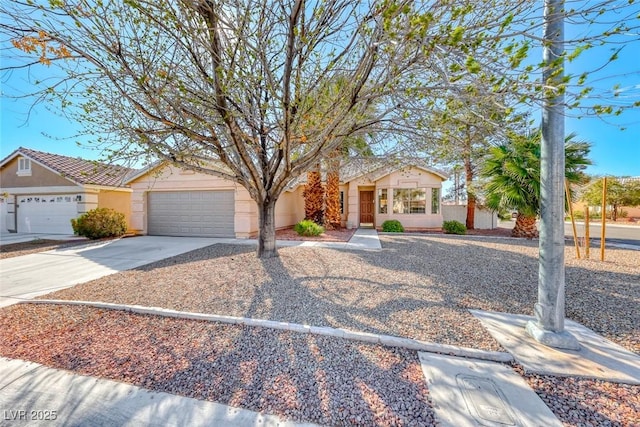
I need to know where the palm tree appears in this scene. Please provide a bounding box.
[303,162,325,225]
[483,130,592,238]
[323,136,372,229]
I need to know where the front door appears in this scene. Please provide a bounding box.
[359,190,374,225]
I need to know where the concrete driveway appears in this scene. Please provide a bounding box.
[0,232,84,245]
[0,236,225,308]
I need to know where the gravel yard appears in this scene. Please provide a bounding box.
[0,239,88,259]
[0,304,435,426]
[1,234,639,426]
[41,234,640,353]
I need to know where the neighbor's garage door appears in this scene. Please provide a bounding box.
[147,191,235,237]
[0,196,8,232]
[17,194,78,234]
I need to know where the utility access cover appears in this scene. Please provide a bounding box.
[456,374,517,425]
[419,352,562,427]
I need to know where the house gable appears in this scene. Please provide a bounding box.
[0,148,134,233]
[0,156,79,189]
[0,147,134,188]
[373,165,446,187]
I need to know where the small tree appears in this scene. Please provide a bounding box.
[581,178,640,221]
[482,131,592,237]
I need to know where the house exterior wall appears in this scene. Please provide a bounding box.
[346,167,444,229]
[625,206,640,218]
[345,172,375,228]
[128,165,302,237]
[276,187,305,230]
[0,157,75,188]
[571,201,640,220]
[339,184,349,226]
[1,158,81,233]
[98,189,133,229]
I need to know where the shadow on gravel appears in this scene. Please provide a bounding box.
[0,304,434,426]
[132,244,255,271]
[363,234,639,353]
[524,370,640,426]
[213,255,435,425]
[40,236,638,354]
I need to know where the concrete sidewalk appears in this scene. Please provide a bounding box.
[0,357,319,427]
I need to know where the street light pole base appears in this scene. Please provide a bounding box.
[525,320,581,351]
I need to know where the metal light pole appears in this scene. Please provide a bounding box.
[525,0,580,350]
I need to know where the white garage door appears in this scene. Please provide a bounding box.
[148,191,235,238]
[17,195,78,234]
[0,197,8,232]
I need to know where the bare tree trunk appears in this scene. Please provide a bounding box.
[512,213,539,238]
[464,150,475,230]
[465,164,476,230]
[257,198,278,258]
[325,151,341,230]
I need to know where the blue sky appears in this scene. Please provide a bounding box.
[1,7,639,177]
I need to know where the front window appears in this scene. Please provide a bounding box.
[378,189,387,214]
[393,188,426,214]
[431,188,440,214]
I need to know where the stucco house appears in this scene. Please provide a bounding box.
[0,147,134,234]
[126,158,447,238]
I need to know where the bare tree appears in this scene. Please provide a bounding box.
[2,0,638,258]
[0,0,520,256]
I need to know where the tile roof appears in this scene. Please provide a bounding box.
[2,147,135,187]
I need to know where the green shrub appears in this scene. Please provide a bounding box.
[497,209,513,221]
[71,208,127,239]
[442,220,466,235]
[382,219,404,232]
[570,211,585,220]
[294,219,325,236]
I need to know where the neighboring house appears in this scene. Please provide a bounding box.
[619,177,640,219]
[0,147,134,234]
[571,176,640,220]
[126,158,447,238]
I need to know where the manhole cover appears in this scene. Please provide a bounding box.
[456,374,519,426]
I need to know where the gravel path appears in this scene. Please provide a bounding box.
[1,234,638,425]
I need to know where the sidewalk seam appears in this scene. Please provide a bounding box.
[0,363,45,391]
[20,299,513,363]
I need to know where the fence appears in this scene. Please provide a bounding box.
[442,205,498,229]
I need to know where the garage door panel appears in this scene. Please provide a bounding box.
[148,191,234,238]
[17,194,77,234]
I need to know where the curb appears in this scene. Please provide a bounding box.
[21,299,513,363]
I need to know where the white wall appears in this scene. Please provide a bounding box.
[442,205,498,229]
